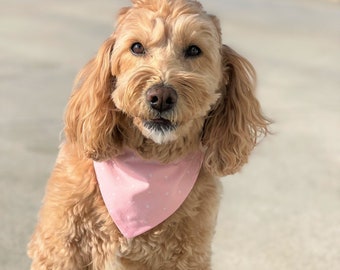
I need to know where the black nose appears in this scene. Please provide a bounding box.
[146,85,178,113]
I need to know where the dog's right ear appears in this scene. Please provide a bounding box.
[64,37,123,160]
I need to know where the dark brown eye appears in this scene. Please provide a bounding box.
[184,45,202,58]
[131,42,145,55]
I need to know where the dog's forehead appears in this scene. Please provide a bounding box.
[115,0,220,44]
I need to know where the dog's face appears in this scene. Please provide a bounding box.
[65,0,269,175]
[110,0,222,144]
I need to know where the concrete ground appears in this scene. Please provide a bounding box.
[1,0,339,269]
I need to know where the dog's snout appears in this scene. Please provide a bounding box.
[146,85,177,112]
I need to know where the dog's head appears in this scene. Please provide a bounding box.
[111,0,223,146]
[65,0,269,176]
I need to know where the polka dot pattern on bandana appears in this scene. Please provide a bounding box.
[94,149,204,238]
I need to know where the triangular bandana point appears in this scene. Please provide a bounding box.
[94,149,204,238]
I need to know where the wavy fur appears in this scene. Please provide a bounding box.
[202,45,269,176]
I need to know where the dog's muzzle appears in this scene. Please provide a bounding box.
[144,84,178,133]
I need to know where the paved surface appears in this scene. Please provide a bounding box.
[1,0,339,269]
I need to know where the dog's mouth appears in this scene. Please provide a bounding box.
[143,118,176,133]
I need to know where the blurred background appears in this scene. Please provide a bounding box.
[0,0,339,269]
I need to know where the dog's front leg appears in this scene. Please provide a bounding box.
[28,200,92,269]
[28,145,118,269]
[28,225,89,270]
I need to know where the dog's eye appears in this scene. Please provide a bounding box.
[131,42,145,55]
[184,45,202,58]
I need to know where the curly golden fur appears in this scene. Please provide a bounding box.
[28,0,269,269]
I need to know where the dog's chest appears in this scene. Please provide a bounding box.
[96,172,222,269]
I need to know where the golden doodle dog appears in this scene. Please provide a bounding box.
[28,0,269,269]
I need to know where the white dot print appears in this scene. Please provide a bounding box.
[93,149,204,238]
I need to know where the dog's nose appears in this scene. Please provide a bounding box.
[146,85,178,113]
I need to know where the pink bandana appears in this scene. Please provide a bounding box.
[93,149,204,239]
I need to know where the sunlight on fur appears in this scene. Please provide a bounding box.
[28,0,269,269]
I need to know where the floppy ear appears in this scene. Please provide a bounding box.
[202,45,269,176]
[64,37,123,160]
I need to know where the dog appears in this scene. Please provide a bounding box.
[28,0,269,269]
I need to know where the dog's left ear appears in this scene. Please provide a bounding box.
[202,45,269,176]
